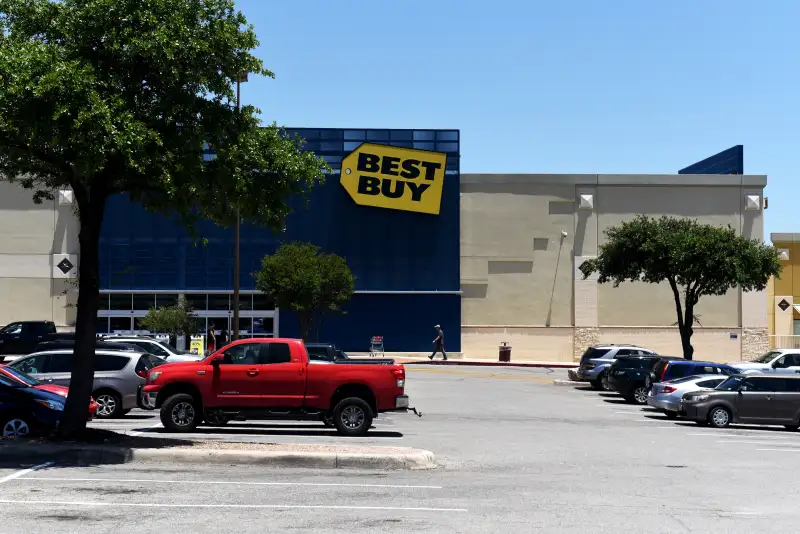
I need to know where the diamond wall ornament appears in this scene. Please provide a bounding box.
[745,194,761,211]
[579,194,594,210]
[779,248,790,260]
[57,258,74,275]
[58,189,74,205]
[779,299,791,312]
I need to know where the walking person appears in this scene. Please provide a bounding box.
[219,327,230,349]
[429,324,447,361]
[207,322,217,355]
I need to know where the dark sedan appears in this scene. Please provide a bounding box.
[0,373,66,437]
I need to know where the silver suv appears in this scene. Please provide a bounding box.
[7,349,159,418]
[103,336,201,363]
[577,344,657,390]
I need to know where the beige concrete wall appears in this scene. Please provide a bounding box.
[595,183,760,327]
[0,181,79,327]
[461,326,573,361]
[597,327,742,363]
[460,179,576,327]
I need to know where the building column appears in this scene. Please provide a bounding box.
[573,187,599,361]
[740,288,769,360]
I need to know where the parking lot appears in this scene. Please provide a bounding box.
[5,366,800,532]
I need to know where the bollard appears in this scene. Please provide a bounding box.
[499,341,511,362]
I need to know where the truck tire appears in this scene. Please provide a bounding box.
[160,393,200,432]
[332,397,373,437]
[589,379,603,390]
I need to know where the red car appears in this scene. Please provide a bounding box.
[0,366,98,420]
[144,338,411,436]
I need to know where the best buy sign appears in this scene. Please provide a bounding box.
[340,143,447,215]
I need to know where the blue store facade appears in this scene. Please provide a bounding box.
[96,128,461,353]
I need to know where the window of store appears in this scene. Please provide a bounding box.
[207,294,230,311]
[132,293,156,310]
[110,294,132,310]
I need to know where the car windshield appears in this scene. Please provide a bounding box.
[752,351,782,364]
[716,376,745,391]
[0,366,40,386]
[0,323,22,335]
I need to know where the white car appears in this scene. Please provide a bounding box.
[647,375,728,418]
[103,337,202,363]
[728,349,800,375]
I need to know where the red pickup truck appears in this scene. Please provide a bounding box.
[142,338,410,436]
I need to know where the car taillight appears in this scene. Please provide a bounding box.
[136,369,147,378]
[584,363,596,369]
[392,367,405,388]
[660,363,670,381]
[662,386,676,394]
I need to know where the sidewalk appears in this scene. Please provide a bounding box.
[394,356,577,368]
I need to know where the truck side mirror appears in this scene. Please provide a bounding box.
[210,357,223,366]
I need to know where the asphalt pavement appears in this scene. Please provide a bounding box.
[4,366,800,532]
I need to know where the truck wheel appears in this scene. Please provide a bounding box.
[160,393,200,432]
[333,397,373,437]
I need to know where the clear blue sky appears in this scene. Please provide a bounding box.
[237,0,797,241]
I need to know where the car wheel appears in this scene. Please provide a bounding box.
[203,411,229,426]
[601,374,611,391]
[665,411,678,419]
[332,397,373,437]
[93,391,123,419]
[589,379,603,390]
[784,424,799,431]
[632,386,649,405]
[708,406,732,428]
[1,415,33,437]
[160,393,200,432]
[322,413,335,427]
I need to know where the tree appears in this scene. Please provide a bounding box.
[138,299,198,338]
[579,216,781,360]
[0,0,327,437]
[253,242,355,341]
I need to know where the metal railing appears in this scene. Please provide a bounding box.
[769,335,800,349]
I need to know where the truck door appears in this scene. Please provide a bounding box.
[254,342,306,408]
[212,342,265,407]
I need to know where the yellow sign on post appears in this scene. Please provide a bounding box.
[340,143,447,215]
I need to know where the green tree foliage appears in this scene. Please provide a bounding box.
[139,299,198,337]
[253,242,355,341]
[0,0,327,437]
[579,216,781,360]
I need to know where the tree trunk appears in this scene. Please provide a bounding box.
[680,303,695,361]
[58,195,105,439]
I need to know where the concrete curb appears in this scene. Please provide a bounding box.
[0,444,437,470]
[553,379,583,387]
[402,360,578,369]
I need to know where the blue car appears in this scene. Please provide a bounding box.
[648,360,736,388]
[0,372,65,437]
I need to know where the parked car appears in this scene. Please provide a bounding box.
[102,336,202,363]
[649,360,737,387]
[577,345,657,390]
[728,349,800,375]
[0,365,98,420]
[305,343,396,365]
[607,355,684,404]
[34,339,145,354]
[0,321,57,359]
[143,338,412,436]
[7,349,162,418]
[681,374,800,429]
[0,372,67,437]
[647,374,728,418]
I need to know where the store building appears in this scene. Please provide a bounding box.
[0,140,768,361]
[767,233,800,347]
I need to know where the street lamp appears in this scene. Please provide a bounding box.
[232,72,248,341]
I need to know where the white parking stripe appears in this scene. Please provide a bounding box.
[756,448,800,453]
[0,499,467,512]
[0,462,53,485]
[17,477,442,489]
[717,440,800,446]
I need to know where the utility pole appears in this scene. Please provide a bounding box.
[232,73,247,341]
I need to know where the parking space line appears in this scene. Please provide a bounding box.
[717,440,800,446]
[17,477,442,489]
[755,448,800,453]
[0,462,53,485]
[0,499,467,512]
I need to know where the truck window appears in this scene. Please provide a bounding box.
[306,347,330,361]
[259,343,291,364]
[222,344,259,365]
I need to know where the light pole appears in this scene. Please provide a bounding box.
[232,72,247,341]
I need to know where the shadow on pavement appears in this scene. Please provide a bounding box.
[135,426,404,438]
[673,422,800,433]
[602,399,630,405]
[0,428,194,469]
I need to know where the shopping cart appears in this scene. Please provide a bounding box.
[369,336,384,357]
